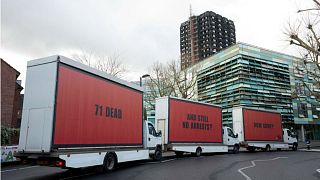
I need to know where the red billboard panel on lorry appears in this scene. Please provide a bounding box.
[243,109,282,142]
[53,64,143,147]
[168,98,222,143]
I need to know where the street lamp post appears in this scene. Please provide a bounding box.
[140,74,150,87]
[140,74,150,121]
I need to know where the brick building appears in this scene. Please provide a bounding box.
[1,59,23,129]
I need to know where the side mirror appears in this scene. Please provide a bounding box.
[235,134,238,138]
[157,130,162,137]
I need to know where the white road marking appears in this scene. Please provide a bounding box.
[1,165,39,173]
[317,169,320,173]
[237,157,288,180]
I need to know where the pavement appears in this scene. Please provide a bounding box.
[297,140,320,152]
[299,148,320,152]
[297,140,320,148]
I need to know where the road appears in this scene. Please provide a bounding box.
[2,150,320,180]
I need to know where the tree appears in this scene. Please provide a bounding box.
[145,59,199,109]
[72,50,95,67]
[286,0,320,97]
[144,62,174,109]
[167,59,199,99]
[96,54,127,78]
[72,51,127,78]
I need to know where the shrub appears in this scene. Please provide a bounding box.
[1,126,20,146]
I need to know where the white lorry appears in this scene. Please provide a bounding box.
[232,106,298,152]
[155,96,240,156]
[15,55,162,171]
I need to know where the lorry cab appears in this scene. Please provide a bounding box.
[222,127,240,153]
[283,128,298,150]
[145,121,162,160]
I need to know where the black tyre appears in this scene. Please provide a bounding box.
[277,148,281,151]
[265,145,271,152]
[102,153,117,173]
[195,147,202,157]
[175,151,184,157]
[153,148,162,161]
[292,143,298,151]
[232,144,240,154]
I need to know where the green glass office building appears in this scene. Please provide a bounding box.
[196,42,320,140]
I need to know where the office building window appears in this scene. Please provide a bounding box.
[298,103,308,117]
[295,82,305,95]
[311,105,320,119]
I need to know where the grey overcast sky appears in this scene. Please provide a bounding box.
[0,0,314,85]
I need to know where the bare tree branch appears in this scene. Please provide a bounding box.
[72,50,127,78]
[72,50,95,67]
[144,62,174,109]
[286,0,320,101]
[167,59,199,99]
[96,53,127,78]
[144,59,200,109]
[298,0,320,13]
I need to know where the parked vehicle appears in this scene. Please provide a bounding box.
[16,55,299,173]
[155,96,239,156]
[15,55,162,171]
[232,106,298,152]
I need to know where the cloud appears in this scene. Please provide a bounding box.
[1,0,314,83]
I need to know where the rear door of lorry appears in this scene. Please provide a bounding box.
[19,58,58,152]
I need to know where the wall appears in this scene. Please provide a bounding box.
[1,59,23,145]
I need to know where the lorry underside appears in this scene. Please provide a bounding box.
[242,141,298,152]
[15,147,156,170]
[166,143,229,157]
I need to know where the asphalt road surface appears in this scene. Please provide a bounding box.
[2,150,320,180]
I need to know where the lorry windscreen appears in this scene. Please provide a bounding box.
[227,128,236,138]
[148,123,156,136]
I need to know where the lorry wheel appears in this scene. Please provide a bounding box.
[277,148,281,151]
[292,143,298,151]
[175,151,184,157]
[195,147,202,157]
[153,148,162,161]
[232,144,240,154]
[102,153,117,172]
[264,145,271,152]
